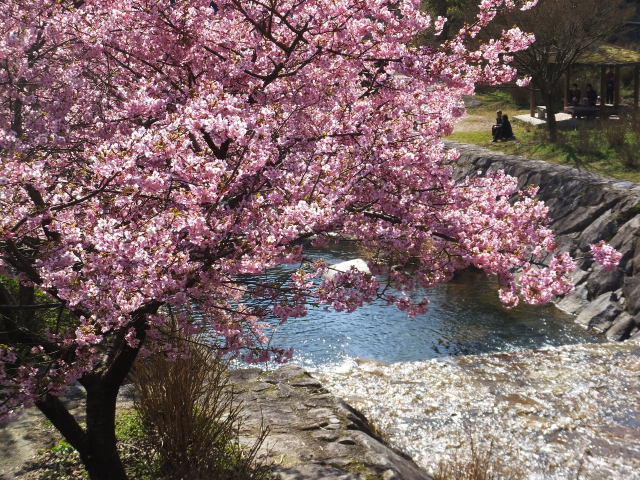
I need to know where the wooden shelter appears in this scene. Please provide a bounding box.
[530,44,640,119]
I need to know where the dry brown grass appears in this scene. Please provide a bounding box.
[132,332,271,480]
[433,438,524,480]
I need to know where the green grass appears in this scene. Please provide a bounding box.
[36,410,161,480]
[472,89,517,109]
[448,131,488,144]
[115,409,146,443]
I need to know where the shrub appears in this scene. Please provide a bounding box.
[600,116,640,169]
[603,121,627,149]
[433,438,523,480]
[618,142,639,169]
[132,335,271,480]
[619,122,640,169]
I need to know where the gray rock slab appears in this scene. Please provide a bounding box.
[575,292,622,330]
[230,368,432,480]
[273,464,362,480]
[623,276,640,315]
[556,283,589,315]
[586,266,624,298]
[606,314,639,341]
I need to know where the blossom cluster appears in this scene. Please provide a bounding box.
[590,241,623,271]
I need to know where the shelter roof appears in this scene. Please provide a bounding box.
[575,44,640,66]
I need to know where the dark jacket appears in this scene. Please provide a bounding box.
[568,88,581,106]
[501,117,513,139]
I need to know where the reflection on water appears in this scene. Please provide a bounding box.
[257,242,601,368]
[314,343,640,480]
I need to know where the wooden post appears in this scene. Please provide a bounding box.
[634,65,639,121]
[600,65,607,119]
[614,65,621,109]
[530,88,535,117]
[564,68,570,108]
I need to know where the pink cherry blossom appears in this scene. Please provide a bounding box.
[590,241,623,271]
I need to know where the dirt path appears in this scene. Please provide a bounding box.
[453,112,492,133]
[0,409,60,480]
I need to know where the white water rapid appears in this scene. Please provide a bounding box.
[312,342,640,479]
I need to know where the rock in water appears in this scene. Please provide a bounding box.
[322,259,371,281]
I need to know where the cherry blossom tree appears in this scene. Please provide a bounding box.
[0,0,620,478]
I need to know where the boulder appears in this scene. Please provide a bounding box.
[623,276,640,315]
[552,202,616,236]
[575,293,622,331]
[322,259,371,281]
[586,266,624,299]
[556,283,589,315]
[632,236,640,276]
[609,215,640,251]
[605,314,638,341]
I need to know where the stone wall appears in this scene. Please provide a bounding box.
[448,141,640,341]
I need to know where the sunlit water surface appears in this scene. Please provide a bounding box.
[254,242,601,369]
[240,243,640,480]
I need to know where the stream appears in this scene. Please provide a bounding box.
[249,242,640,479]
[260,241,601,369]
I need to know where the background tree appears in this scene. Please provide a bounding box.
[0,1,620,479]
[421,0,477,40]
[492,0,634,141]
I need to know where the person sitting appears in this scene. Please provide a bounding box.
[585,84,597,106]
[492,114,514,142]
[491,110,503,139]
[568,83,581,106]
[500,114,514,140]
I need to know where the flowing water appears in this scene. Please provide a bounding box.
[260,241,601,369]
[248,242,640,479]
[314,343,640,480]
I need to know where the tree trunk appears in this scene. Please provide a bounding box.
[37,386,129,480]
[540,89,559,143]
[82,383,129,480]
[34,310,155,480]
[430,0,450,39]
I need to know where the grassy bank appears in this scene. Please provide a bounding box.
[450,90,640,183]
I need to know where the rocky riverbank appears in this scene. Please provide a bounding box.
[0,365,431,480]
[448,141,640,341]
[231,365,431,480]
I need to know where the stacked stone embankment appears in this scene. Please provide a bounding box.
[448,141,640,340]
